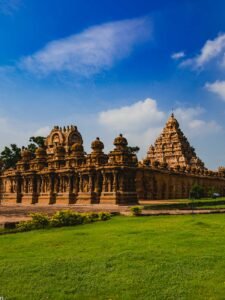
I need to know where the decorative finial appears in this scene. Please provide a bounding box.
[171,107,174,117]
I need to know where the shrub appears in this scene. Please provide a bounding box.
[130,206,142,216]
[189,184,204,199]
[16,220,36,232]
[83,213,100,223]
[29,213,50,228]
[16,213,50,231]
[50,210,84,227]
[14,210,112,233]
[98,212,111,221]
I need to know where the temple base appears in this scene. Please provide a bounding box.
[0,193,20,205]
[100,192,138,205]
[55,193,76,205]
[21,193,38,205]
[76,192,97,204]
[37,193,55,205]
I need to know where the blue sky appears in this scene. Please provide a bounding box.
[0,0,225,169]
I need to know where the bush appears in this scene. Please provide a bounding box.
[50,210,84,227]
[98,212,111,221]
[29,213,50,228]
[14,211,112,233]
[130,206,142,216]
[189,184,204,199]
[16,213,49,231]
[83,213,100,223]
[16,220,36,232]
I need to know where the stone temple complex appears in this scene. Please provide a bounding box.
[1,114,225,205]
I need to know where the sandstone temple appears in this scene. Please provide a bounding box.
[1,114,225,205]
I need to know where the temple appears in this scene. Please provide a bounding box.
[1,114,225,205]
[146,113,205,169]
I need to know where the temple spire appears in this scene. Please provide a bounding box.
[146,114,206,169]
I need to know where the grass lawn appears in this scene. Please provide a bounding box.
[1,215,225,300]
[143,197,225,210]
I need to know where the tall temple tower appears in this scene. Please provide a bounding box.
[146,113,205,169]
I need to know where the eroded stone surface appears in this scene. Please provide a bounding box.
[0,114,225,204]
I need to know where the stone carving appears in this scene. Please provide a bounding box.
[146,113,205,170]
[0,115,225,205]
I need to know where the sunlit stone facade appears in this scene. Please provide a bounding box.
[1,115,225,205]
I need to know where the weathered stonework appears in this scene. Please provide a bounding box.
[0,115,225,205]
[146,113,205,169]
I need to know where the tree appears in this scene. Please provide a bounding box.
[0,144,21,170]
[127,146,140,154]
[27,136,45,153]
[189,184,204,199]
[0,136,45,170]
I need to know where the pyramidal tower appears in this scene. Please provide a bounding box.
[146,113,206,169]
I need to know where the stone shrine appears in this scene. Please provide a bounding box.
[1,114,225,205]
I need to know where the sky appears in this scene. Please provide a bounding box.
[0,0,225,169]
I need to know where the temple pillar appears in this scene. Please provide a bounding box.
[76,171,97,204]
[0,175,22,205]
[37,173,56,205]
[21,175,38,205]
[55,172,76,205]
[100,168,138,205]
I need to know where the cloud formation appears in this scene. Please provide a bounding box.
[99,98,165,132]
[171,51,185,60]
[205,80,225,101]
[174,107,221,136]
[180,33,225,69]
[34,126,51,137]
[98,98,221,158]
[20,17,151,77]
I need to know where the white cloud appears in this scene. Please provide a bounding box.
[99,98,165,132]
[33,126,51,137]
[19,17,151,77]
[174,107,222,136]
[0,114,51,151]
[98,98,221,159]
[171,51,185,60]
[181,33,225,69]
[205,80,225,101]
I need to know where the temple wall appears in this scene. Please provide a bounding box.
[0,166,138,205]
[1,121,225,206]
[136,167,225,200]
[1,166,225,205]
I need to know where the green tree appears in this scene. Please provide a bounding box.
[27,136,45,153]
[0,136,45,170]
[0,144,21,170]
[189,184,204,199]
[127,146,140,154]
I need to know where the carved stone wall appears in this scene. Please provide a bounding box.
[1,118,225,205]
[146,114,205,170]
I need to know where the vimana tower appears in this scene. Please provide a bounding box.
[1,114,225,205]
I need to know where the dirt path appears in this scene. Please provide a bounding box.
[1,204,225,225]
[0,204,129,224]
[142,209,225,215]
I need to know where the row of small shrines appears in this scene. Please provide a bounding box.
[1,167,225,205]
[1,133,225,205]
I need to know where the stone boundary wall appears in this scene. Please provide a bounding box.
[136,167,225,200]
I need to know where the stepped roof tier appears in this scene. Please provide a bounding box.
[45,125,83,155]
[146,113,206,170]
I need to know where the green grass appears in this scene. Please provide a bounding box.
[1,215,225,300]
[143,197,225,210]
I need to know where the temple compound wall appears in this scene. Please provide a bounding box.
[1,115,225,205]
